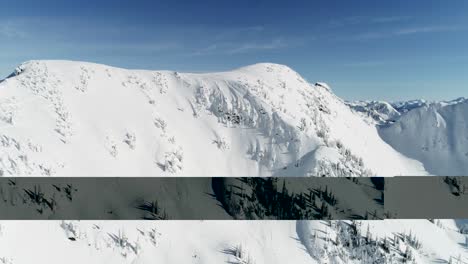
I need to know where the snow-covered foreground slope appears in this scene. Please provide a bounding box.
[0,220,466,264]
[0,60,427,176]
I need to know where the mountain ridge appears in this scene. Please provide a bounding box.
[346,96,468,175]
[0,60,429,176]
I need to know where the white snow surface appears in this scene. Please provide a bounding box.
[0,220,467,264]
[0,60,428,176]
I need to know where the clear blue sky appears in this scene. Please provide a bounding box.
[1,0,467,101]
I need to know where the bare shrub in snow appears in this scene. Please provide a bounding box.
[24,185,58,214]
[213,137,230,150]
[159,148,184,173]
[153,116,167,133]
[108,229,139,257]
[223,244,255,264]
[297,117,307,132]
[147,228,161,246]
[104,136,118,157]
[167,136,176,144]
[123,132,136,149]
[316,128,328,141]
[225,112,243,126]
[75,66,91,92]
[152,72,168,94]
[0,257,13,264]
[335,140,344,149]
[60,221,81,241]
[0,98,17,125]
[136,200,169,220]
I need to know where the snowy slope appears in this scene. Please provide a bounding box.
[379,99,468,175]
[0,220,467,264]
[0,60,427,176]
[298,219,468,263]
[345,97,468,175]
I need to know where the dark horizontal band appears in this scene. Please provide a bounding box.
[0,176,465,219]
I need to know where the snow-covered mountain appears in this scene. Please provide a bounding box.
[0,219,467,264]
[1,60,468,263]
[0,60,428,176]
[379,100,468,176]
[347,97,468,175]
[391,99,428,114]
[347,97,467,124]
[346,101,401,124]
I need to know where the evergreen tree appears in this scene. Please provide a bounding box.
[272,177,278,191]
[281,180,287,196]
[404,247,412,262]
[366,224,371,243]
[382,236,390,252]
[227,185,233,199]
[320,203,328,217]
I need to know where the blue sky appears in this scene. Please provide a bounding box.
[1,0,467,101]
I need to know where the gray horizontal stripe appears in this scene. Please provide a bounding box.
[0,177,464,219]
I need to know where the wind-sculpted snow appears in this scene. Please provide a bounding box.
[0,60,427,176]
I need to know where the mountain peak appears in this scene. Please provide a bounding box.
[0,60,429,176]
[235,62,294,72]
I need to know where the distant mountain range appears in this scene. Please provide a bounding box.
[347,97,468,175]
